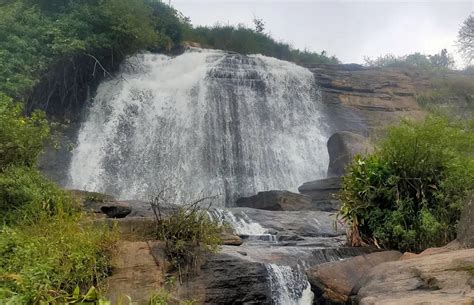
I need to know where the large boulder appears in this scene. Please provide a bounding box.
[306,250,402,304]
[457,194,474,248]
[198,253,272,304]
[356,249,474,305]
[298,177,342,211]
[235,191,315,211]
[327,131,373,177]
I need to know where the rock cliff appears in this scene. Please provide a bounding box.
[306,64,426,134]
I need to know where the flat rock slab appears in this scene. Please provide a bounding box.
[228,207,346,237]
[298,177,342,211]
[235,190,315,211]
[357,249,474,305]
[106,241,164,304]
[307,250,402,303]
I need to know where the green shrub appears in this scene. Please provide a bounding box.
[186,24,339,64]
[149,196,222,281]
[0,94,50,170]
[0,166,76,224]
[416,76,474,118]
[0,217,117,304]
[339,116,474,252]
[0,0,183,100]
[364,49,455,70]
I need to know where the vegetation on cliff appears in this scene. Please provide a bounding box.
[364,49,455,70]
[1,0,338,118]
[186,24,339,64]
[0,95,116,303]
[415,75,474,119]
[339,116,474,253]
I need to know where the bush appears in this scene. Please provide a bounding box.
[186,24,339,65]
[339,116,474,252]
[149,195,222,281]
[0,217,116,304]
[0,94,50,170]
[364,49,455,70]
[416,76,474,118]
[0,166,75,224]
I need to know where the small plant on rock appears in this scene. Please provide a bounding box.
[149,192,222,282]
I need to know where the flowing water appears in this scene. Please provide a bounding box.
[68,48,340,304]
[68,48,329,205]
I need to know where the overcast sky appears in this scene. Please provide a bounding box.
[172,0,473,67]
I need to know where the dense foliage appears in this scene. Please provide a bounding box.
[0,84,116,303]
[187,24,339,64]
[0,0,185,103]
[0,94,50,169]
[0,217,115,303]
[339,116,474,253]
[364,49,455,70]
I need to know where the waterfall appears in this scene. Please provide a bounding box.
[266,264,314,305]
[68,48,329,205]
[208,209,267,235]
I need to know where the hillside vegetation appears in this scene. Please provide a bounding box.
[0,0,338,117]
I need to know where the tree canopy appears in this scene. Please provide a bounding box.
[458,15,474,64]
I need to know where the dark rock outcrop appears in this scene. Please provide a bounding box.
[235,191,314,211]
[201,253,271,304]
[327,131,373,177]
[298,177,342,211]
[306,250,402,304]
[101,205,132,218]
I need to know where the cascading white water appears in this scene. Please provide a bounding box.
[68,48,329,205]
[266,264,314,305]
[208,209,267,235]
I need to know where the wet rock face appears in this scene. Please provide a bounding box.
[229,207,346,238]
[326,131,373,177]
[235,191,314,211]
[201,253,272,305]
[298,177,342,212]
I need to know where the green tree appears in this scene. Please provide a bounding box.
[429,49,455,69]
[458,15,474,64]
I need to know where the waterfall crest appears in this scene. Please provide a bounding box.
[69,48,329,205]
